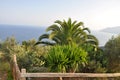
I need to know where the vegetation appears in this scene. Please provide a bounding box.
[81,44,107,73]
[36,18,98,47]
[45,44,87,73]
[0,37,17,80]
[0,18,120,80]
[105,35,120,73]
[0,51,13,80]
[0,37,49,79]
[17,40,49,71]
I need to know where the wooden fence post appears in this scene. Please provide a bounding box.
[13,55,21,80]
[21,69,26,80]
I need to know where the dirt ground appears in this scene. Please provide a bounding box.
[0,72,7,80]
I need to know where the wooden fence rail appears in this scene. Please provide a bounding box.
[20,72,120,78]
[13,55,120,80]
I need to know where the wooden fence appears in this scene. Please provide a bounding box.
[13,55,120,80]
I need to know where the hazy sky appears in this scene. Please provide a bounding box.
[0,0,120,30]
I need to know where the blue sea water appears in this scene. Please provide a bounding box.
[0,24,46,43]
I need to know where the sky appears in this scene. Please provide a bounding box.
[0,0,120,30]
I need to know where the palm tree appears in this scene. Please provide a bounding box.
[36,18,98,46]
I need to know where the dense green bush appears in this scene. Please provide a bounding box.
[0,52,13,80]
[7,70,13,80]
[80,44,107,73]
[16,40,50,72]
[0,37,49,72]
[105,35,120,73]
[0,61,10,71]
[45,44,87,73]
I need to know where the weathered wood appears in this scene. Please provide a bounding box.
[13,55,21,80]
[13,55,120,79]
[21,73,120,78]
[20,69,26,80]
[13,55,17,63]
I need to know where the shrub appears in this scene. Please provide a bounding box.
[105,35,120,72]
[80,44,107,73]
[45,44,87,73]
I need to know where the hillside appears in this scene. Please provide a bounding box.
[101,26,120,34]
[91,31,117,46]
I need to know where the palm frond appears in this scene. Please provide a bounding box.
[82,28,91,33]
[49,31,57,39]
[55,20,63,26]
[71,20,77,27]
[87,34,99,45]
[52,37,61,44]
[46,24,61,32]
[35,41,55,46]
[38,34,49,41]
[68,18,72,27]
[63,19,69,32]
[72,22,84,31]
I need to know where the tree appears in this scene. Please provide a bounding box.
[80,44,107,73]
[0,37,18,80]
[17,39,49,72]
[0,37,17,63]
[36,18,98,46]
[0,37,48,72]
[105,35,120,73]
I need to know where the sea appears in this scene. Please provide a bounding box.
[0,24,46,43]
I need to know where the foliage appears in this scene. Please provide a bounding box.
[80,44,107,73]
[17,50,46,71]
[45,44,87,73]
[36,18,98,46]
[16,39,49,71]
[0,37,18,62]
[0,37,49,72]
[29,67,48,72]
[105,35,120,72]
[2,18,119,78]
[0,60,10,72]
[7,70,13,80]
[0,52,13,80]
